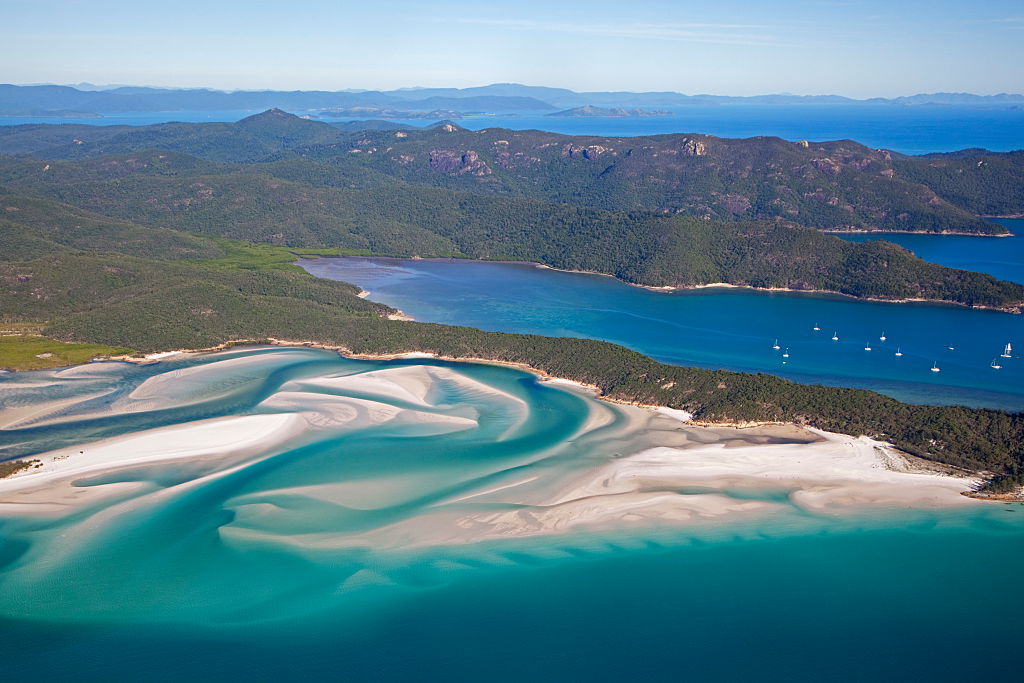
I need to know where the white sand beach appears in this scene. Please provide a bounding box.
[0,354,980,551]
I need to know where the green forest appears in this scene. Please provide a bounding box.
[1,111,1023,492]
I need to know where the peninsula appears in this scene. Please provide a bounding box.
[1,110,1023,495]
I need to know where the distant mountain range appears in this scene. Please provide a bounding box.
[1,83,1022,117]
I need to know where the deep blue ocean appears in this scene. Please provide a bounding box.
[301,219,1024,412]
[2,103,1023,154]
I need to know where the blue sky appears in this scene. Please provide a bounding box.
[3,0,1022,96]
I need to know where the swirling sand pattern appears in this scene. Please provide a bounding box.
[0,347,983,623]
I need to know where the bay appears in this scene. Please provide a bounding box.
[301,252,1024,411]
[839,218,1024,285]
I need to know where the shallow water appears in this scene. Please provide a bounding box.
[1,348,1022,681]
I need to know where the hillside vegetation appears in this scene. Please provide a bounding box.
[1,112,1023,492]
[0,109,1019,233]
[1,149,1021,309]
[0,194,1021,491]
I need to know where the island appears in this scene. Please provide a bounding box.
[0,109,1022,497]
[547,105,673,117]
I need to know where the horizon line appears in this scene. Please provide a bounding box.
[5,82,1024,101]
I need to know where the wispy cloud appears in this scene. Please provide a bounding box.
[972,16,1024,28]
[429,17,789,47]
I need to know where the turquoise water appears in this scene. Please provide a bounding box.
[300,240,1024,411]
[3,104,1023,154]
[2,348,1022,681]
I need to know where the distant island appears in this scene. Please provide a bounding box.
[547,105,673,117]
[0,108,102,118]
[314,107,475,120]
[2,83,1024,119]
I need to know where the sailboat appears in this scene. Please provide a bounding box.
[772,339,781,350]
[831,332,839,341]
[930,362,941,373]
[879,331,887,341]
[894,347,903,357]
[813,323,821,331]
[991,358,1003,370]
[1002,342,1012,358]
[782,348,790,358]
[864,342,872,351]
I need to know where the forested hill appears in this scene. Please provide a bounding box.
[1,150,1022,309]
[0,193,1022,492]
[0,109,1020,233]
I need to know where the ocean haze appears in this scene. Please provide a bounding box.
[3,0,1023,96]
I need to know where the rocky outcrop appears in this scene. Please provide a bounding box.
[681,138,706,156]
[428,150,492,176]
[561,144,613,160]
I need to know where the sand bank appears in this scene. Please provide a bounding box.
[0,350,980,552]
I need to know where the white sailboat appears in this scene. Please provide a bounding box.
[1002,342,1012,358]
[772,339,781,350]
[813,323,821,331]
[879,331,887,341]
[930,362,941,373]
[831,332,839,341]
[864,342,872,351]
[894,347,903,357]
[782,348,790,358]
[947,344,955,351]
[991,359,1003,370]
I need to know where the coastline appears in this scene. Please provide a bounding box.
[337,256,1022,313]
[538,263,1023,313]
[27,338,991,491]
[820,228,1011,237]
[0,347,986,538]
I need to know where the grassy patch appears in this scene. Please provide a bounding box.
[0,459,41,479]
[0,332,132,371]
[198,238,373,272]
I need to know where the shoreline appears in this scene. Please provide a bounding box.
[0,350,988,535]
[54,338,997,491]
[820,228,1011,237]
[321,256,1022,314]
[6,341,1018,500]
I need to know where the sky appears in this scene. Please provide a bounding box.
[2,0,1023,97]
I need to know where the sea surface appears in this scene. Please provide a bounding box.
[2,348,1022,681]
[301,222,1024,412]
[2,104,1023,154]
[2,110,1023,681]
[839,218,1024,285]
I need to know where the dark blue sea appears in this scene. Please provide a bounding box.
[2,104,1022,154]
[301,220,1024,412]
